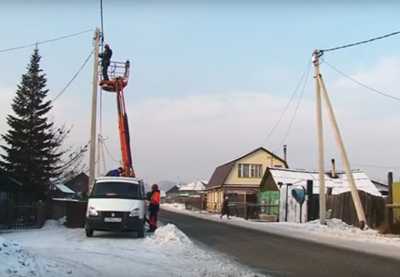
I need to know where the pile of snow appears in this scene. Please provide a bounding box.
[2,221,262,277]
[280,218,400,243]
[148,224,191,245]
[0,236,72,277]
[0,236,33,277]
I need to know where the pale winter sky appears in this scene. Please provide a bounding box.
[0,1,400,184]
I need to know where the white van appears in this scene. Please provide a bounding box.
[85,177,146,238]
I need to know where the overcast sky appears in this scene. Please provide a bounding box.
[1,1,400,184]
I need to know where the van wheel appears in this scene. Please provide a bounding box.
[86,228,94,237]
[137,223,145,238]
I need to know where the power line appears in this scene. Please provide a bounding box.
[265,61,310,144]
[52,49,94,102]
[102,138,120,164]
[100,0,105,44]
[0,29,93,54]
[320,30,400,53]
[322,58,400,103]
[280,62,312,146]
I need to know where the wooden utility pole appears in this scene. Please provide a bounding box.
[313,50,326,225]
[88,28,100,193]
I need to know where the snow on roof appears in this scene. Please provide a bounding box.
[179,180,207,191]
[56,184,75,194]
[268,168,382,197]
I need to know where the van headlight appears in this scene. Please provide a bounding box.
[88,206,99,217]
[129,208,140,217]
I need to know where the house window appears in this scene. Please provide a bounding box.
[238,164,262,178]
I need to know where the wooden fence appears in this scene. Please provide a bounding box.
[324,191,385,228]
[0,201,47,229]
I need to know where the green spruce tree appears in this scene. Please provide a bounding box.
[0,48,63,201]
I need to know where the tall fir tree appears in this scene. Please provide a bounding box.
[0,48,63,200]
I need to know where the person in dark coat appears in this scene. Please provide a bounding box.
[220,196,231,219]
[148,184,161,232]
[99,44,112,81]
[105,167,122,176]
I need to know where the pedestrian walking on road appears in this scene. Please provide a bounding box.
[220,196,231,219]
[148,184,161,232]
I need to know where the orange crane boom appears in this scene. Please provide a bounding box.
[100,61,135,177]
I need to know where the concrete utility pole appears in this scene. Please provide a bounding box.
[318,75,367,228]
[313,50,326,225]
[313,49,367,228]
[88,28,101,193]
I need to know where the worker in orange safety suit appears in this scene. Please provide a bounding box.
[148,184,161,232]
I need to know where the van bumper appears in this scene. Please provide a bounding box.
[86,215,144,232]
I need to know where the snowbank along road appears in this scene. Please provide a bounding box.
[0,220,263,277]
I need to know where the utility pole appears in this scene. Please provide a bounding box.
[312,49,367,229]
[313,50,326,225]
[318,73,367,228]
[283,144,287,163]
[88,28,100,193]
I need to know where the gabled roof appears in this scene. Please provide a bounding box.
[64,173,89,193]
[179,180,207,191]
[263,167,382,197]
[206,147,288,189]
[55,184,76,194]
[166,185,180,194]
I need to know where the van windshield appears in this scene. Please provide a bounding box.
[91,182,143,199]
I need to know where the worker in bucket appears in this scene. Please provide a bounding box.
[148,184,161,232]
[99,43,112,81]
[106,167,123,176]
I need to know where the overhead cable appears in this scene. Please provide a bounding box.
[320,30,400,53]
[52,49,94,102]
[280,63,312,146]
[0,29,93,54]
[265,61,310,144]
[100,0,105,44]
[322,58,400,103]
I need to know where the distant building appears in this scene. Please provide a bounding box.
[178,180,207,197]
[206,147,288,214]
[165,185,181,202]
[64,173,89,198]
[261,167,382,223]
[50,184,76,199]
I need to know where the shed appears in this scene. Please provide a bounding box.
[261,168,382,223]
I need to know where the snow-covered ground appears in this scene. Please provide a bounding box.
[161,203,400,260]
[1,220,263,277]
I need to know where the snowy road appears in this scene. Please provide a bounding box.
[1,221,262,277]
[160,209,400,277]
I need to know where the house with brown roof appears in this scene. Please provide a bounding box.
[206,147,288,214]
